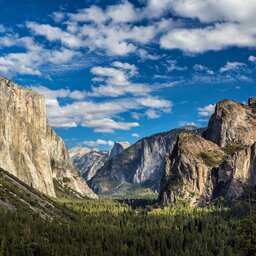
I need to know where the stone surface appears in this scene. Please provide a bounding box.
[248,97,256,107]
[204,99,256,147]
[89,127,204,195]
[47,126,97,199]
[158,133,225,206]
[108,142,130,160]
[159,98,256,206]
[0,77,56,197]
[215,143,256,200]
[0,77,97,199]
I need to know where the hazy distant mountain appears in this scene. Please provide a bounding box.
[69,142,130,182]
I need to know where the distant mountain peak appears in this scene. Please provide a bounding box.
[183,125,197,131]
[108,141,130,160]
[69,141,129,182]
[69,146,102,158]
[89,127,204,195]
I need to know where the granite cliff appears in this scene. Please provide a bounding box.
[159,99,256,206]
[89,127,204,195]
[108,142,130,160]
[204,99,256,147]
[0,77,97,199]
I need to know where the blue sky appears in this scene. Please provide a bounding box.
[1,0,256,150]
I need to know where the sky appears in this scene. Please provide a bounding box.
[1,0,256,150]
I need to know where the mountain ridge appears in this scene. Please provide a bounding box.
[89,127,205,195]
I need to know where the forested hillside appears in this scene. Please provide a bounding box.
[0,169,255,256]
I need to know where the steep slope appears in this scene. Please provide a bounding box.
[69,146,93,159]
[0,77,96,199]
[47,127,97,199]
[0,77,56,197]
[89,127,204,195]
[0,168,73,219]
[159,99,256,206]
[213,142,256,200]
[159,133,226,206]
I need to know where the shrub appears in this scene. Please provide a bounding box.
[200,151,225,167]
[224,143,247,156]
[62,177,71,183]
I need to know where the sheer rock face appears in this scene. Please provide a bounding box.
[108,142,130,160]
[216,143,256,200]
[159,99,256,206]
[204,99,256,147]
[89,128,204,195]
[47,127,97,199]
[0,77,97,199]
[0,77,56,197]
[159,133,225,206]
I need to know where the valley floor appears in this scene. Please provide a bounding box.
[0,197,255,256]
[0,169,255,256]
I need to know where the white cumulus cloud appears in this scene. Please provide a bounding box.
[160,23,256,53]
[197,104,216,117]
[82,118,139,133]
[83,139,115,147]
[220,62,246,73]
[249,56,256,62]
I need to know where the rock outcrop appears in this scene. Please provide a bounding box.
[248,97,256,107]
[89,127,204,195]
[215,143,256,200]
[159,133,225,206]
[159,99,256,206]
[0,77,97,199]
[204,100,256,147]
[47,127,97,198]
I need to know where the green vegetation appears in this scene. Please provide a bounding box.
[0,197,255,255]
[53,179,85,200]
[0,169,255,256]
[105,182,158,200]
[200,150,226,167]
[0,170,76,221]
[224,143,248,156]
[200,144,248,167]
[236,215,256,255]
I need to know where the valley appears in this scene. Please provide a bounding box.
[0,78,255,256]
[0,167,254,255]
[1,0,256,254]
